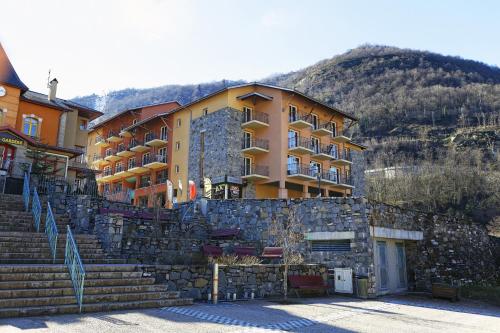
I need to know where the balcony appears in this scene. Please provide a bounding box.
[241,164,269,181]
[311,143,337,161]
[241,110,270,129]
[96,168,116,183]
[289,112,313,130]
[322,171,354,189]
[107,131,122,143]
[331,129,351,143]
[104,149,121,162]
[129,139,149,153]
[127,159,148,174]
[286,163,316,181]
[331,149,353,166]
[241,138,269,154]
[119,128,133,138]
[92,154,109,166]
[145,132,167,147]
[116,144,135,158]
[288,136,313,155]
[143,154,168,169]
[94,136,109,148]
[312,122,334,136]
[114,164,132,178]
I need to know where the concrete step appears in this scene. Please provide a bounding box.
[0,284,170,299]
[0,298,193,318]
[0,264,138,274]
[0,258,127,265]
[0,277,156,290]
[0,252,106,260]
[0,290,180,308]
[0,271,143,282]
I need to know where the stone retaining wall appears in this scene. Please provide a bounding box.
[138,264,326,300]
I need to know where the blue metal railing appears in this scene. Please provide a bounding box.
[32,187,42,232]
[65,225,86,312]
[45,202,59,263]
[23,172,30,211]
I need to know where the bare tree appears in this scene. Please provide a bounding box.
[269,205,304,300]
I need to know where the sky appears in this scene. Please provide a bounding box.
[1,0,499,98]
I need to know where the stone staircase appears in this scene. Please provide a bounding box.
[0,194,192,318]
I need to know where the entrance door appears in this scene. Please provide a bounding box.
[376,241,389,291]
[375,239,407,294]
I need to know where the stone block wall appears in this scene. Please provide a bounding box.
[188,107,243,193]
[138,264,326,300]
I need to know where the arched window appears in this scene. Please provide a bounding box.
[23,117,39,137]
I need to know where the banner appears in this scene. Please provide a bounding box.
[188,180,196,201]
[203,177,212,198]
[167,180,173,202]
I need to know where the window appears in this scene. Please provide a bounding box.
[132,119,138,125]
[117,143,124,153]
[288,130,298,148]
[79,119,88,130]
[103,183,110,194]
[156,169,168,184]
[23,117,39,137]
[142,152,150,165]
[175,165,180,173]
[243,106,252,122]
[160,126,168,141]
[311,114,319,130]
[310,161,322,176]
[176,119,181,127]
[175,141,181,151]
[329,167,339,183]
[243,157,252,175]
[103,166,112,176]
[114,182,122,193]
[330,144,339,158]
[115,161,123,172]
[311,240,351,252]
[144,131,152,142]
[287,155,300,174]
[128,157,136,169]
[331,122,337,137]
[243,131,252,149]
[288,105,298,122]
[105,148,112,157]
[140,175,150,188]
[203,108,208,116]
[77,146,86,163]
[158,147,167,163]
[311,137,320,154]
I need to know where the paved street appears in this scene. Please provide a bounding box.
[0,295,498,333]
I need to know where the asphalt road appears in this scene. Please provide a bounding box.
[0,295,498,333]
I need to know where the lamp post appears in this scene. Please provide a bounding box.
[316,172,322,197]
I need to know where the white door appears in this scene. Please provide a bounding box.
[334,268,353,294]
[375,239,407,294]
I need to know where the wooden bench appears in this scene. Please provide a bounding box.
[234,246,256,257]
[261,247,283,259]
[203,245,223,257]
[288,275,329,298]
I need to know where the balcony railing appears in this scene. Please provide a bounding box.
[115,164,126,173]
[95,136,107,145]
[321,170,353,186]
[129,139,144,149]
[156,177,168,185]
[103,168,113,177]
[104,149,116,158]
[242,138,269,150]
[107,131,119,139]
[288,136,313,150]
[288,111,313,124]
[242,109,269,125]
[287,163,316,178]
[242,164,269,177]
[117,144,128,153]
[143,154,167,165]
[311,142,337,156]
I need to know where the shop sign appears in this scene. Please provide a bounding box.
[0,132,24,146]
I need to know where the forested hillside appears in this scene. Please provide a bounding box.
[73,45,499,228]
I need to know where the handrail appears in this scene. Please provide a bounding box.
[23,172,30,211]
[65,225,86,312]
[45,202,59,263]
[32,187,42,232]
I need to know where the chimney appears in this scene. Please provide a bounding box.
[48,78,58,101]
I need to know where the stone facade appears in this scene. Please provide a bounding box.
[138,264,326,300]
[188,107,243,194]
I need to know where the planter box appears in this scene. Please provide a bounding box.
[432,283,459,301]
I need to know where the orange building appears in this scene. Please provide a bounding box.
[87,101,179,206]
[0,43,101,193]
